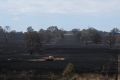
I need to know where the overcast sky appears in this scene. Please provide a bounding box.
[0,0,120,32]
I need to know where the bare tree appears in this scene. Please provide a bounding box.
[88,28,102,44]
[47,26,58,32]
[25,26,42,54]
[72,29,80,34]
[46,26,65,43]
[2,26,11,44]
[111,28,119,34]
[80,28,102,45]
[71,29,81,41]
[105,28,119,48]
[0,26,4,43]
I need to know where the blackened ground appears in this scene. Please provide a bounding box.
[0,46,119,74]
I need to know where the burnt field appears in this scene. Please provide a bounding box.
[0,47,119,74]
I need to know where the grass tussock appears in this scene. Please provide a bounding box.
[0,63,119,80]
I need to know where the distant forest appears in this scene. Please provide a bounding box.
[0,26,120,54]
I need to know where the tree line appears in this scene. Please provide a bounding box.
[72,27,120,48]
[0,26,65,54]
[0,26,119,54]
